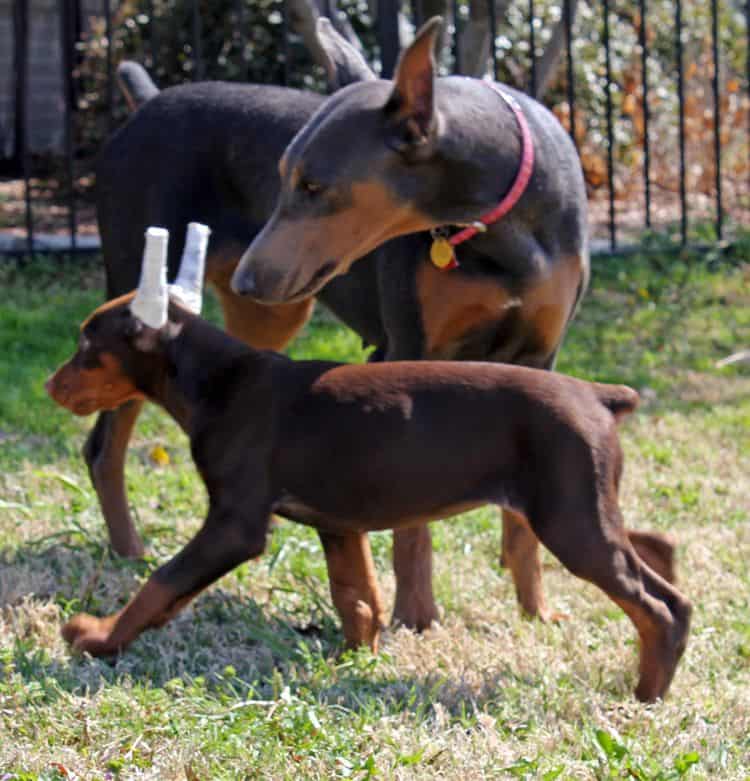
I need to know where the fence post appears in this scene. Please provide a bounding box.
[638,0,652,229]
[13,0,34,257]
[60,0,77,256]
[602,0,616,250]
[563,0,577,148]
[674,0,687,244]
[377,0,400,78]
[710,0,723,240]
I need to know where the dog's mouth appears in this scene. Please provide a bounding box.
[287,261,339,301]
[71,397,101,416]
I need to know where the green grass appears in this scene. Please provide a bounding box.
[1,246,749,779]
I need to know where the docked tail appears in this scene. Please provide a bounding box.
[117,61,159,111]
[596,383,640,422]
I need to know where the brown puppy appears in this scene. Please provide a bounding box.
[47,228,690,702]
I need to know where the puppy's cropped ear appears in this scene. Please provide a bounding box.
[124,312,162,352]
[316,18,375,92]
[384,17,443,157]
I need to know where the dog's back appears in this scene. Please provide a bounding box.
[96,80,325,298]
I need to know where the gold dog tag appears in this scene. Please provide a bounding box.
[430,237,456,269]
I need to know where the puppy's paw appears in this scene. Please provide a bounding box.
[62,613,119,656]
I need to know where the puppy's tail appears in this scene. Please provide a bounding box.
[117,61,159,112]
[595,383,639,422]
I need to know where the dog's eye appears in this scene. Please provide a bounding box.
[300,180,323,196]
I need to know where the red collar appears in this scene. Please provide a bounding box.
[430,83,535,271]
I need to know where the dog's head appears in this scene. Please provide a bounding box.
[232,18,451,304]
[46,224,210,416]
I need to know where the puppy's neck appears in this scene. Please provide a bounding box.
[147,313,266,433]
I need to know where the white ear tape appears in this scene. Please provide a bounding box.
[130,227,169,328]
[170,222,210,314]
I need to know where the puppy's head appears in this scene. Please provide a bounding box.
[46,293,163,416]
[46,223,211,416]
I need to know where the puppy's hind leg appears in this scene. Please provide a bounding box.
[533,508,691,702]
[626,529,677,585]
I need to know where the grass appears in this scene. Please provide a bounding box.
[0,245,749,779]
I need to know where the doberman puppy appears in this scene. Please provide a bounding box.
[94,19,595,629]
[46,226,691,703]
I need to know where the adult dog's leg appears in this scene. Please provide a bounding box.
[500,510,554,620]
[392,526,439,631]
[83,400,145,557]
[319,531,385,651]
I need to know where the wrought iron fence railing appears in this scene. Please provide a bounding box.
[1,0,748,260]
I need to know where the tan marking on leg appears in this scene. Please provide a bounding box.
[415,260,517,357]
[62,578,190,656]
[210,262,315,351]
[320,532,384,651]
[392,525,439,631]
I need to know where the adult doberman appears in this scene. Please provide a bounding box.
[47,226,690,702]
[91,18,587,629]
[233,18,590,627]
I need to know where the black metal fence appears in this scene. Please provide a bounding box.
[2,0,748,260]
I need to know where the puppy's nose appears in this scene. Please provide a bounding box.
[45,375,64,400]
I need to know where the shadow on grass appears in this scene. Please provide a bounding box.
[1,537,556,723]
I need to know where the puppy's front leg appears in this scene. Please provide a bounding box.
[319,531,385,652]
[63,503,271,656]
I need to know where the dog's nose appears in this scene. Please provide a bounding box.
[231,258,292,303]
[230,267,257,297]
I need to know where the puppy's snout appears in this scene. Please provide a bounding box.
[45,374,67,400]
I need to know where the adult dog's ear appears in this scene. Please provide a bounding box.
[383,17,443,157]
[316,18,376,92]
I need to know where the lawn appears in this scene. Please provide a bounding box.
[0,244,749,780]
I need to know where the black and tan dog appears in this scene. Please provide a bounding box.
[47,226,690,702]
[93,18,586,630]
